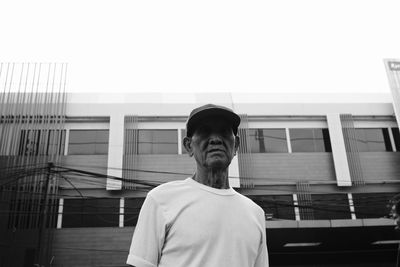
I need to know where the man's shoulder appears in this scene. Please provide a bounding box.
[234,191,265,216]
[147,178,189,199]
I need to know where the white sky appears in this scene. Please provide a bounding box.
[1,0,399,95]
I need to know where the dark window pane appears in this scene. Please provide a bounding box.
[311,194,351,220]
[47,130,66,155]
[18,130,65,156]
[8,198,37,229]
[249,195,295,220]
[322,129,332,152]
[19,130,40,155]
[248,129,288,153]
[124,198,145,226]
[353,193,395,219]
[24,248,36,267]
[138,130,178,154]
[392,128,400,151]
[62,198,119,227]
[355,128,392,152]
[7,197,59,229]
[290,128,331,152]
[46,198,60,228]
[68,130,109,155]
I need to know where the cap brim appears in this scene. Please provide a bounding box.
[187,107,240,137]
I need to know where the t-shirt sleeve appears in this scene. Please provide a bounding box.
[254,216,269,267]
[127,194,166,267]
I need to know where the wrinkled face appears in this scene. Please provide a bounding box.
[184,117,239,170]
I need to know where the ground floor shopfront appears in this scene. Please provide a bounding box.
[3,219,396,267]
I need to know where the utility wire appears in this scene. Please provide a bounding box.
[2,166,397,208]
[2,170,396,209]
[3,161,400,184]
[1,164,398,219]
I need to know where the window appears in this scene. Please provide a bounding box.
[62,198,119,228]
[138,129,178,154]
[290,128,332,152]
[18,129,65,156]
[311,194,351,220]
[354,128,392,152]
[353,193,395,219]
[7,197,59,229]
[124,198,145,226]
[68,130,109,155]
[391,128,400,151]
[248,129,287,153]
[249,195,295,220]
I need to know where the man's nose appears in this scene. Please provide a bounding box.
[209,134,223,144]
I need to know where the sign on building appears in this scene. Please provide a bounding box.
[384,59,400,133]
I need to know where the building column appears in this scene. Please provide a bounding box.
[119,198,124,228]
[106,113,125,190]
[177,129,183,154]
[286,128,292,153]
[56,198,64,229]
[293,194,301,221]
[388,127,397,152]
[64,129,70,155]
[348,193,357,220]
[327,113,352,186]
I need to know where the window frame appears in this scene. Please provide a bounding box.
[67,129,110,155]
[289,128,332,153]
[247,128,288,153]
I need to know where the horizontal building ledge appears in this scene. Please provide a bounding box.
[266,218,394,229]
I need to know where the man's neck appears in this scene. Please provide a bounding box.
[193,168,230,189]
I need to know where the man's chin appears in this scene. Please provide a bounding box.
[207,160,230,170]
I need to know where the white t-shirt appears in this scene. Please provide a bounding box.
[127,177,269,267]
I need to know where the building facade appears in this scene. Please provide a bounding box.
[1,93,400,267]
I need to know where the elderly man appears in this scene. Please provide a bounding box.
[127,104,269,267]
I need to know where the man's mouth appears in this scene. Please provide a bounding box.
[208,148,225,153]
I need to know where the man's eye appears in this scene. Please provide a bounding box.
[221,130,232,136]
[197,127,210,135]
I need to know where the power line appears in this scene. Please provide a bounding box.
[2,166,397,207]
[3,161,400,185]
[1,164,398,220]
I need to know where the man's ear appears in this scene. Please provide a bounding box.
[234,135,240,155]
[183,136,193,156]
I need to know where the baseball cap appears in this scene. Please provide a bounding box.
[186,104,241,137]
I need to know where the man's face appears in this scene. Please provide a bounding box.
[184,116,239,170]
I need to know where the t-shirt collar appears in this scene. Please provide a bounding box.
[186,177,236,196]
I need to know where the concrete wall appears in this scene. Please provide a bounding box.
[51,227,133,267]
[134,154,195,182]
[360,152,400,181]
[59,155,108,188]
[240,153,336,184]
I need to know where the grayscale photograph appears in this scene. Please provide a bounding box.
[0,1,400,266]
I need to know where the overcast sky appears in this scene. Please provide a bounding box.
[1,0,399,95]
